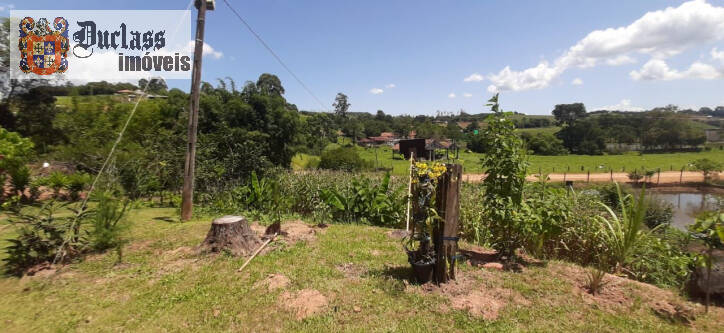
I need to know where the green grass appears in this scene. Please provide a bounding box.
[0,207,721,332]
[350,147,724,176]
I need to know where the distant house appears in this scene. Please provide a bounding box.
[358,132,399,146]
[115,89,167,101]
[396,138,459,160]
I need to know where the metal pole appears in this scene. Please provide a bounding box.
[181,0,210,221]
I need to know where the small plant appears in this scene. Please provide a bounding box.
[687,210,723,313]
[2,202,87,275]
[584,267,609,295]
[627,170,643,184]
[66,172,92,201]
[89,193,130,263]
[402,161,447,282]
[9,165,31,198]
[597,183,648,273]
[45,171,69,199]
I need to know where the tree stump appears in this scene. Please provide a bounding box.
[198,216,261,256]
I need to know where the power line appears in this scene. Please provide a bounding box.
[222,0,330,111]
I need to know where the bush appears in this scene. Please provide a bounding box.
[88,194,130,261]
[66,172,92,201]
[2,203,84,275]
[9,165,31,197]
[319,147,370,171]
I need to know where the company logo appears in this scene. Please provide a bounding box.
[11,10,191,81]
[18,17,70,75]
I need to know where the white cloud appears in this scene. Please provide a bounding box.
[488,61,560,91]
[488,0,724,91]
[630,59,723,80]
[487,85,499,94]
[385,83,396,88]
[463,73,484,82]
[571,78,583,85]
[0,4,13,11]
[605,55,636,66]
[463,93,473,98]
[593,99,646,112]
[712,47,724,62]
[185,41,223,59]
[370,88,384,95]
[448,93,456,98]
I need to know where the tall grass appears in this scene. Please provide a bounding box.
[596,183,648,272]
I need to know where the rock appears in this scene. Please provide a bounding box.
[353,306,361,313]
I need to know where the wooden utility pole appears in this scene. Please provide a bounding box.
[181,0,214,221]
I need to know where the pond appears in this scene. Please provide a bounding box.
[652,192,722,231]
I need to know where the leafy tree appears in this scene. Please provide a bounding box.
[138,78,167,93]
[556,118,605,155]
[521,131,567,155]
[552,103,586,126]
[14,88,63,151]
[692,158,722,183]
[333,93,350,117]
[256,73,285,96]
[480,94,529,260]
[319,146,369,171]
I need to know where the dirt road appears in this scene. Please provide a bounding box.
[462,171,720,184]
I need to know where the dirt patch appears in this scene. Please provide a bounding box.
[279,289,328,320]
[256,274,290,291]
[279,220,318,244]
[386,229,409,239]
[553,262,702,321]
[335,263,368,280]
[126,240,154,252]
[410,270,528,320]
[250,220,318,246]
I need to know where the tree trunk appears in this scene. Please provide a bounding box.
[198,216,261,256]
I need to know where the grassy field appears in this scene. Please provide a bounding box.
[1,208,721,332]
[352,147,724,176]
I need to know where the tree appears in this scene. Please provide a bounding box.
[138,78,168,94]
[256,73,285,96]
[14,87,63,151]
[552,103,586,126]
[333,93,350,117]
[480,94,529,260]
[556,118,605,155]
[692,158,722,183]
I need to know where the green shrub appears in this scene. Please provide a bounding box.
[45,171,69,198]
[66,172,92,201]
[9,166,31,197]
[319,147,371,171]
[626,229,694,289]
[89,194,130,261]
[480,94,529,260]
[2,203,85,275]
[597,183,648,272]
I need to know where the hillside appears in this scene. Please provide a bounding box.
[1,209,721,332]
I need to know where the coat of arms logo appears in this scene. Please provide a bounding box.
[18,17,70,75]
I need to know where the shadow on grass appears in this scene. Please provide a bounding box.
[152,216,179,223]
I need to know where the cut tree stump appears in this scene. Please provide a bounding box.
[198,216,261,256]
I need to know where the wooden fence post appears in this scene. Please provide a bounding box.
[433,164,462,284]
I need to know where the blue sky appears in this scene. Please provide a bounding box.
[4,0,724,115]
